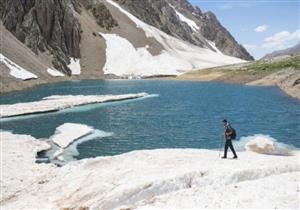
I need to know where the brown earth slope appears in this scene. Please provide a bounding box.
[174,55,300,99]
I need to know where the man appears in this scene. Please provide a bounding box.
[222,119,238,159]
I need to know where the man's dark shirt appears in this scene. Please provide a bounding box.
[225,125,233,140]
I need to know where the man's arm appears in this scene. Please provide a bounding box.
[225,127,233,137]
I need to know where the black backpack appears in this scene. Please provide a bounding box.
[231,127,237,139]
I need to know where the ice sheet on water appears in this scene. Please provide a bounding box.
[36,123,114,163]
[51,123,94,148]
[62,129,114,161]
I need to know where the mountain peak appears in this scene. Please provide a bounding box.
[262,42,300,59]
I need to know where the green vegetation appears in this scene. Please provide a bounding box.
[177,54,300,85]
[242,55,300,72]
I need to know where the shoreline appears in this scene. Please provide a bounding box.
[1,72,299,99]
[0,74,113,94]
[159,68,300,100]
[1,130,299,209]
[1,65,299,100]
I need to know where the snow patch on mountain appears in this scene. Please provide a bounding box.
[0,53,38,80]
[68,57,81,75]
[101,33,189,77]
[47,68,65,77]
[169,4,199,32]
[104,0,245,77]
[207,40,223,54]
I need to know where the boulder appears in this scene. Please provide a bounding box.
[245,136,275,154]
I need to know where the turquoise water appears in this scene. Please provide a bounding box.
[1,80,299,159]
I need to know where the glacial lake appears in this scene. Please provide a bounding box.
[1,80,299,159]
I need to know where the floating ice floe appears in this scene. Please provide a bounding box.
[47,68,65,77]
[53,148,64,161]
[54,127,113,162]
[68,57,81,75]
[103,0,245,77]
[51,123,94,148]
[32,123,114,163]
[50,123,105,162]
[1,130,299,209]
[0,53,38,80]
[0,93,148,118]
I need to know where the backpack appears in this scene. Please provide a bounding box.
[231,127,237,139]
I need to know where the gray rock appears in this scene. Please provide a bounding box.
[1,0,82,75]
[199,11,253,60]
[80,0,118,30]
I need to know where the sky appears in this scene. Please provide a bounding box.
[189,0,300,59]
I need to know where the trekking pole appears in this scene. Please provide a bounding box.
[218,134,224,157]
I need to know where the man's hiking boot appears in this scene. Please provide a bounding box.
[221,156,227,159]
[233,156,238,159]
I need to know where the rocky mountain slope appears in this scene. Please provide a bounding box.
[262,42,300,59]
[116,0,253,60]
[0,0,253,92]
[0,0,81,75]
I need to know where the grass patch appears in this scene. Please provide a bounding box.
[243,55,300,73]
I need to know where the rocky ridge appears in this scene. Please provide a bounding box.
[262,42,300,59]
[115,0,254,60]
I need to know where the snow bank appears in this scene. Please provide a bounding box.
[51,123,94,148]
[1,131,299,209]
[0,93,148,118]
[101,33,187,76]
[169,4,199,31]
[103,0,245,77]
[0,53,38,80]
[47,68,65,77]
[0,131,55,204]
[68,57,81,75]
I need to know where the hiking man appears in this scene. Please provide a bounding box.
[222,119,238,159]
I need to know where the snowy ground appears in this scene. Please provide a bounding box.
[0,93,148,118]
[1,129,299,209]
